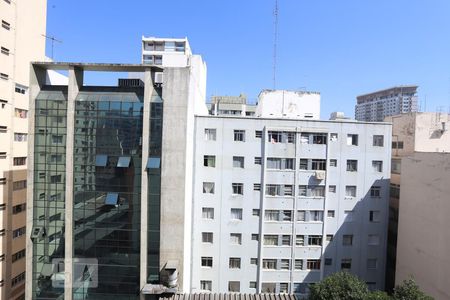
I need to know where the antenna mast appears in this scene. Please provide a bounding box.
[42,34,62,60]
[272,0,279,89]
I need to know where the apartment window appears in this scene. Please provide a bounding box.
[330,159,337,167]
[265,210,279,221]
[373,135,384,147]
[202,207,214,219]
[312,133,327,144]
[154,55,162,65]
[234,130,245,141]
[295,259,303,270]
[264,235,278,246]
[250,281,257,289]
[205,128,216,141]
[311,185,325,197]
[200,280,212,291]
[299,159,308,170]
[14,133,27,142]
[326,235,334,242]
[202,182,215,194]
[230,233,242,245]
[282,210,293,221]
[368,234,380,245]
[296,235,305,246]
[345,186,356,197]
[2,20,10,31]
[330,133,338,141]
[251,234,259,241]
[347,134,358,146]
[341,259,352,270]
[0,73,8,80]
[265,184,281,196]
[262,283,276,293]
[391,159,401,174]
[346,160,358,171]
[392,141,404,149]
[232,183,243,195]
[11,249,25,263]
[325,258,333,266]
[250,258,258,265]
[231,208,243,220]
[372,160,383,172]
[310,211,324,222]
[252,209,260,216]
[306,260,321,270]
[329,185,336,193]
[370,186,381,197]
[311,159,326,170]
[52,134,63,144]
[11,272,25,288]
[297,210,306,222]
[280,260,290,270]
[268,131,295,143]
[233,156,245,168]
[229,257,241,269]
[367,258,377,269]
[262,259,277,270]
[267,157,295,170]
[12,226,26,239]
[308,235,322,246]
[202,232,213,243]
[281,235,291,246]
[0,152,6,159]
[12,180,26,191]
[343,234,353,246]
[255,130,262,138]
[50,175,62,183]
[344,210,353,222]
[254,157,262,164]
[327,210,335,218]
[203,155,216,167]
[15,85,27,95]
[12,203,26,214]
[51,154,63,163]
[1,47,9,56]
[228,281,240,292]
[201,257,213,267]
[253,183,261,191]
[13,157,26,166]
[369,210,380,222]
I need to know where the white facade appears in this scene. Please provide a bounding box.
[355,86,418,122]
[142,36,192,67]
[255,90,320,120]
[190,116,391,296]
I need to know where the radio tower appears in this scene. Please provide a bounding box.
[272,0,279,89]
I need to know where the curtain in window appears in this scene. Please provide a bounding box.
[203,182,214,193]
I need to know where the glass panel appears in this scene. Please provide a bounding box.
[95,154,108,167]
[147,157,161,169]
[117,156,131,168]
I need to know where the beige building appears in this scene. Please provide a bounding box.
[395,152,450,299]
[0,0,47,299]
[383,112,450,292]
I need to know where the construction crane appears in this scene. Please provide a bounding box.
[272,0,279,89]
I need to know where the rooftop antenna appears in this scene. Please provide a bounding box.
[42,34,62,60]
[272,0,279,90]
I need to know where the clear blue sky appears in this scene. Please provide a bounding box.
[46,0,450,119]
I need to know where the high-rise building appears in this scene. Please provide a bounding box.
[190,114,392,296]
[355,86,418,122]
[0,0,47,299]
[383,112,450,292]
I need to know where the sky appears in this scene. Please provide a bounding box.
[46,0,450,119]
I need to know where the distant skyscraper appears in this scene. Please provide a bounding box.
[355,86,418,122]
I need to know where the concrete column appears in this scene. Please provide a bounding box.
[64,66,83,300]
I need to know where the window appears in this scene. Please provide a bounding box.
[250,281,257,289]
[344,210,353,222]
[372,160,383,172]
[0,73,8,80]
[262,283,276,293]
[230,233,242,245]
[255,130,262,138]
[12,249,25,262]
[228,281,240,292]
[265,184,281,196]
[306,260,321,270]
[347,134,358,146]
[343,234,353,246]
[251,234,259,241]
[50,175,62,183]
[117,156,131,168]
[312,133,327,144]
[308,235,322,246]
[392,141,404,149]
[264,235,278,246]
[15,85,27,95]
[296,235,304,246]
[267,157,295,170]
[341,259,352,270]
[310,185,325,197]
[203,155,216,167]
[297,210,306,222]
[262,259,277,270]
[367,258,377,269]
[325,258,333,266]
[295,259,303,270]
[231,208,243,220]
[0,47,9,55]
[330,159,337,167]
[1,20,10,31]
[51,154,63,163]
[370,186,381,197]
[345,186,356,197]
[391,159,401,174]
[368,234,380,245]
[232,183,243,195]
[373,135,384,146]
[252,209,260,216]
[11,272,25,288]
[281,235,291,246]
[369,210,380,222]
[95,154,107,167]
[202,207,214,219]
[201,257,213,267]
[0,152,6,158]
[329,185,336,193]
[327,210,335,218]
[12,226,25,239]
[390,184,400,199]
[326,235,334,242]
[268,131,295,143]
[310,211,324,222]
[253,183,261,191]
[346,160,358,171]
[12,203,26,214]
[12,180,26,191]
[330,133,338,141]
[250,258,258,265]
[233,156,244,168]
[205,128,216,141]
[200,280,212,291]
[280,282,289,293]
[229,257,241,269]
[202,182,214,194]
[265,210,279,221]
[202,232,213,243]
[13,157,26,166]
[234,130,245,142]
[311,159,326,170]
[14,133,27,142]
[299,159,308,170]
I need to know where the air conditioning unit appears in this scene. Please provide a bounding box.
[314,170,326,180]
[154,72,164,85]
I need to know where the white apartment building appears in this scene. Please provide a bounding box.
[191,116,392,297]
[142,36,192,67]
[355,86,418,122]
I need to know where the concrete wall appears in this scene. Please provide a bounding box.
[256,91,320,120]
[395,152,450,299]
